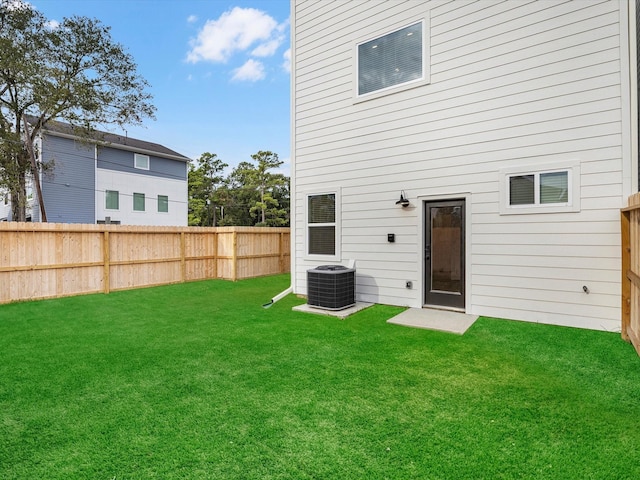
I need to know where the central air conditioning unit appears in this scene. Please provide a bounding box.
[307,265,356,310]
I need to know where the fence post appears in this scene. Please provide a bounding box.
[103,230,110,294]
[622,209,631,342]
[279,231,285,273]
[180,231,186,282]
[232,231,238,281]
[213,231,218,279]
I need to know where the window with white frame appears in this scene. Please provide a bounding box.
[133,192,145,211]
[509,171,568,206]
[357,20,426,97]
[105,190,119,210]
[134,153,150,170]
[500,162,580,214]
[307,193,337,256]
[157,195,168,213]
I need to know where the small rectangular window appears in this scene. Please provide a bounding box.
[500,162,579,215]
[133,192,145,211]
[158,195,168,213]
[307,193,336,256]
[508,171,569,207]
[134,153,150,170]
[358,21,424,97]
[105,190,119,210]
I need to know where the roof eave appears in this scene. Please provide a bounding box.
[38,128,191,163]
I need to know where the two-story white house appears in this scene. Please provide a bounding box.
[4,118,190,226]
[290,0,639,331]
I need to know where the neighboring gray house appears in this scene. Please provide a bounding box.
[4,118,190,225]
[290,0,639,331]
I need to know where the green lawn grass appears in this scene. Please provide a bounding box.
[1,274,639,479]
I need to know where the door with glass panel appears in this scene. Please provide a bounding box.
[424,200,465,309]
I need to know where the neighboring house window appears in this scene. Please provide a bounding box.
[134,153,150,170]
[500,162,580,214]
[158,195,169,213]
[105,190,119,210]
[357,20,426,97]
[307,193,337,256]
[133,192,145,211]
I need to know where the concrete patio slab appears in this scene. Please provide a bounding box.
[293,302,374,319]
[387,308,478,335]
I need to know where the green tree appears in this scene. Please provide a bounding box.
[187,164,205,226]
[187,152,228,226]
[218,161,259,226]
[187,152,290,227]
[0,1,155,221]
[243,151,289,227]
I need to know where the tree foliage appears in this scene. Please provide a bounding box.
[188,152,227,226]
[188,151,289,227]
[0,0,155,220]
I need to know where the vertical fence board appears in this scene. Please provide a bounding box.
[104,231,110,294]
[0,223,289,303]
[623,194,640,355]
[621,210,630,341]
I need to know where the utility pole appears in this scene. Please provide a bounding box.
[22,116,47,222]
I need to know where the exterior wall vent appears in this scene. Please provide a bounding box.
[307,265,356,310]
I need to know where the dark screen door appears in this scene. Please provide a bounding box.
[424,200,465,309]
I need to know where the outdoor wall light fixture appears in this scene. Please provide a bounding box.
[395,191,410,207]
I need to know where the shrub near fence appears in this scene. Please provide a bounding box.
[0,223,290,304]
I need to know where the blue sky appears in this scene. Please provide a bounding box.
[31,0,291,174]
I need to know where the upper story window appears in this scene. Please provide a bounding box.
[500,161,580,215]
[357,20,426,98]
[134,153,150,170]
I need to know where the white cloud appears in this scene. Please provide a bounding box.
[231,59,265,82]
[282,48,291,73]
[187,7,279,64]
[45,19,60,30]
[187,14,198,23]
[252,37,284,57]
[5,0,32,10]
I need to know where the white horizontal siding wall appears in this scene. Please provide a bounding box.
[96,169,187,226]
[291,0,635,330]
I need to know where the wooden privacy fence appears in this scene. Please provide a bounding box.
[621,193,640,355]
[0,223,290,304]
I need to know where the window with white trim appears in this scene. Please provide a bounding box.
[134,153,150,170]
[500,162,580,214]
[105,190,119,210]
[133,192,145,212]
[357,20,426,98]
[509,171,569,206]
[157,195,168,213]
[307,193,337,256]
